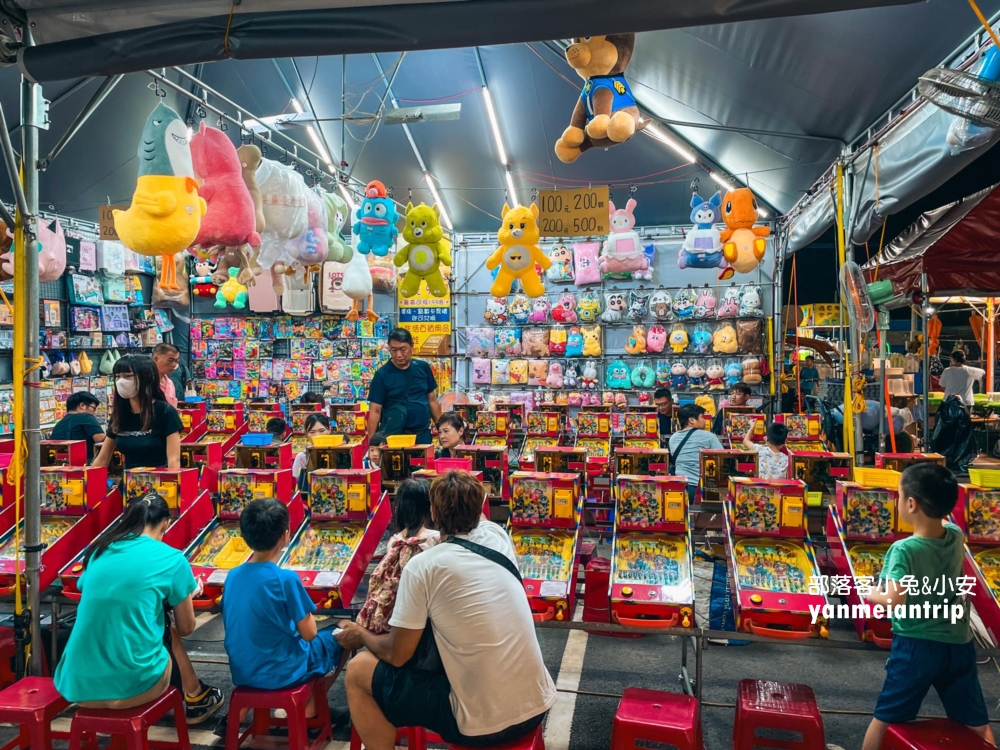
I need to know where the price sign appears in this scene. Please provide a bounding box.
[536,186,609,237]
[98,205,128,241]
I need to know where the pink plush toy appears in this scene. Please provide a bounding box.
[647,324,667,353]
[5,217,69,282]
[599,199,648,279]
[546,362,564,389]
[191,122,262,249]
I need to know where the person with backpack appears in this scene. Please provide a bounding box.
[669,404,724,503]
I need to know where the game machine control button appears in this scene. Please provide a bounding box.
[71,564,82,573]
[622,586,633,597]
[681,607,693,627]
[750,594,762,604]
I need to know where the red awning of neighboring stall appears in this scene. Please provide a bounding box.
[862,183,1000,297]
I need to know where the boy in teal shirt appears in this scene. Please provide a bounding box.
[862,464,994,749]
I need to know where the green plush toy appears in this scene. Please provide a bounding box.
[322,191,352,263]
[394,202,451,297]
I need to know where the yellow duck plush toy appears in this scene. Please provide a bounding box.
[394,202,450,298]
[487,203,551,298]
[114,102,206,290]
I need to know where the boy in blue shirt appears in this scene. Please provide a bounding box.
[862,464,994,749]
[222,499,344,715]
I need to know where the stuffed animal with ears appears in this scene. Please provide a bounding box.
[554,35,645,163]
[114,102,206,291]
[565,363,580,388]
[606,360,632,389]
[647,325,667,353]
[551,293,578,324]
[211,245,253,287]
[190,122,261,251]
[631,360,655,388]
[716,286,740,318]
[395,202,451,298]
[655,361,671,387]
[694,288,717,319]
[713,323,739,354]
[528,297,550,323]
[345,233,378,322]
[601,291,626,323]
[725,361,743,387]
[236,144,269,289]
[679,191,724,270]
[624,324,646,355]
[214,267,248,310]
[650,289,674,322]
[353,180,400,256]
[566,327,584,357]
[581,326,602,357]
[189,257,219,298]
[322,191,352,263]
[546,362,565,389]
[600,199,649,279]
[669,326,689,354]
[720,187,770,278]
[487,203,551,298]
[509,294,532,325]
[582,360,599,389]
[36,217,67,283]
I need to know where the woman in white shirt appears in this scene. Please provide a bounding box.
[291,413,332,481]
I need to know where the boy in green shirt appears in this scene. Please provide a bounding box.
[862,464,994,750]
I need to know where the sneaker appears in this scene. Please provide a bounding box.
[185,683,224,725]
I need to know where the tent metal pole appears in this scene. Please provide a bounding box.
[38,74,122,171]
[922,273,930,449]
[0,99,29,219]
[20,66,43,677]
[988,299,995,393]
[289,58,342,171]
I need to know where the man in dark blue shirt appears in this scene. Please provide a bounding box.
[50,392,106,461]
[367,328,441,444]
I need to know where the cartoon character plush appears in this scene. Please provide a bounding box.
[546,244,575,282]
[679,191,724,270]
[720,187,770,277]
[605,359,632,389]
[599,199,649,279]
[647,324,667,353]
[601,291,626,323]
[528,360,549,386]
[713,323,739,354]
[484,297,508,325]
[692,327,712,355]
[706,362,726,390]
[628,289,649,321]
[35,217,67,283]
[551,293,579,324]
[725,361,743,387]
[655,361,671,387]
[549,327,567,354]
[353,180,400,256]
[190,122,261,251]
[717,286,741,318]
[669,326,689,354]
[673,288,696,320]
[624,324,646,355]
[546,362,565,389]
[695,394,718,418]
[739,284,764,317]
[486,203,550,298]
[214,267,248,310]
[322,191,351,263]
[582,360,599,389]
[554,35,644,163]
[472,359,491,384]
[565,363,580,388]
[687,362,706,389]
[395,202,451,297]
[189,257,219,298]
[582,326,602,357]
[566,327,584,357]
[694,288,717,319]
[114,102,206,291]
[631,360,655,388]
[670,361,688,390]
[650,289,674,322]
[509,294,532,325]
[510,360,528,385]
[492,360,511,385]
[577,292,602,323]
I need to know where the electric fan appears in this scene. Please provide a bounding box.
[839,261,895,333]
[439,387,474,411]
[919,46,1000,128]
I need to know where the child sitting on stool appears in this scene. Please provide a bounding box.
[364,432,386,470]
[222,499,346,715]
[862,464,994,749]
[265,417,287,443]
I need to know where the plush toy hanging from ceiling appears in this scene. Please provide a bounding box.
[554,34,645,163]
[353,180,400,256]
[322,190,351,263]
[190,122,261,251]
[114,102,206,290]
[487,203,551,298]
[679,189,724,271]
[720,187,769,278]
[395,202,451,298]
[343,233,378,322]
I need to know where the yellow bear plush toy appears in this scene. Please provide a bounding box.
[394,202,451,298]
[486,203,551,298]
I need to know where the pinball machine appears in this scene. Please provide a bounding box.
[233,441,294,471]
[827,468,909,648]
[185,467,301,607]
[613,447,670,478]
[699,449,758,505]
[380,438,435,494]
[520,411,563,470]
[875,453,946,472]
[176,401,208,443]
[724,476,828,639]
[474,410,512,448]
[492,401,525,430]
[619,412,660,449]
[329,409,368,461]
[200,404,248,453]
[722,412,766,446]
[774,413,825,452]
[281,467,391,610]
[508,471,583,623]
[290,403,325,455]
[611,474,694,628]
[574,411,612,503]
[452,403,481,432]
[180,441,224,494]
[953,469,1000,646]
[246,402,283,435]
[39,440,88,467]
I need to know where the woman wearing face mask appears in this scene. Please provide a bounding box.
[93,355,182,470]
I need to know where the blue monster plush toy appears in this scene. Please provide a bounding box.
[678,191,724,270]
[352,180,399,256]
[606,359,632,389]
[566,327,584,357]
[692,327,713,355]
[725,361,743,387]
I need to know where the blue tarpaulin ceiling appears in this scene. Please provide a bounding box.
[0,0,994,232]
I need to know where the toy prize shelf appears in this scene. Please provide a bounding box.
[190,315,394,401]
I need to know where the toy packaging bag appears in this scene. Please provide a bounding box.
[738,284,764,317]
[492,359,511,385]
[691,324,713,354]
[528,360,549,386]
[649,289,674,322]
[510,359,528,385]
[572,241,601,286]
[738,319,763,354]
[672,287,697,319]
[713,322,739,354]
[716,285,740,318]
[669,324,689,354]
[472,358,491,384]
[466,327,496,358]
[576,290,602,322]
[484,296,508,325]
[549,326,567,355]
[522,327,550,357]
[693,287,717,319]
[508,294,532,325]
[551,293,578,324]
[495,328,522,357]
[627,289,649,321]
[546,244,575,283]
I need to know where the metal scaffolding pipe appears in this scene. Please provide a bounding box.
[38,75,123,171]
[0,98,29,219]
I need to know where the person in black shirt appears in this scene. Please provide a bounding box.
[93,355,183,470]
[51,392,106,461]
[654,387,674,444]
[367,329,441,444]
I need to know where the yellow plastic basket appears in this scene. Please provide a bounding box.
[385,434,417,448]
[968,468,1000,489]
[311,434,345,448]
[853,467,902,488]
[806,492,823,508]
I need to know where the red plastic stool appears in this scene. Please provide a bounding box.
[0,677,70,750]
[734,680,824,750]
[350,725,431,749]
[69,686,190,750]
[448,725,545,749]
[880,718,995,749]
[226,677,331,750]
[611,687,703,750]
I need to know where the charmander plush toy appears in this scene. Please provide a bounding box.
[486,203,551,298]
[554,34,645,163]
[394,202,451,297]
[114,102,206,290]
[720,187,770,278]
[190,122,261,251]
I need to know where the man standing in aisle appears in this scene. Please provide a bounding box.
[367,329,441,444]
[940,351,986,407]
[153,343,181,407]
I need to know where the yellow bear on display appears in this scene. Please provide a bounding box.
[486,203,551,298]
[394,202,451,298]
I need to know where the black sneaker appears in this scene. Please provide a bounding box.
[185,684,224,725]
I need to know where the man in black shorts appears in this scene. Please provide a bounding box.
[335,471,555,749]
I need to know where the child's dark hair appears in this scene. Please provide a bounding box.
[304,413,331,433]
[240,498,290,551]
[300,392,325,404]
[85,493,171,565]
[677,404,706,427]
[767,422,788,446]
[900,463,959,519]
[395,478,432,538]
[436,412,468,441]
[371,431,387,447]
[265,417,287,438]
